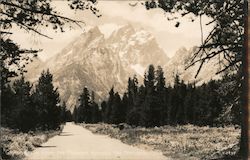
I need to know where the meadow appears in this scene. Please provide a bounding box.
[81,123,240,160]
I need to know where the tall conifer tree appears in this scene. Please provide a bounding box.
[32,70,61,130]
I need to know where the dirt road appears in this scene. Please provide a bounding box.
[25,122,168,160]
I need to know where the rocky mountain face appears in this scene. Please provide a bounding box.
[26,24,222,110]
[26,24,169,110]
[164,47,221,85]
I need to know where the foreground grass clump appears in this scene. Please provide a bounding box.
[81,123,240,160]
[1,127,62,160]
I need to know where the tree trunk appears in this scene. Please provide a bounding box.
[239,1,248,158]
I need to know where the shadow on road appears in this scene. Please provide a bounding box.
[39,145,57,148]
[59,131,74,136]
[59,134,73,136]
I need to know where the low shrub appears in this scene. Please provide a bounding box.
[1,126,62,160]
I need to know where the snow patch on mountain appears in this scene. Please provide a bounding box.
[130,30,153,45]
[62,50,73,58]
[26,24,192,110]
[130,64,145,77]
[99,23,122,38]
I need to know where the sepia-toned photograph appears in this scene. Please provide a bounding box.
[1,0,248,159]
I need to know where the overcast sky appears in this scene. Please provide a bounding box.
[9,1,213,61]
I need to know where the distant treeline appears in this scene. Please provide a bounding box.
[73,65,241,127]
[1,70,71,132]
[1,65,240,131]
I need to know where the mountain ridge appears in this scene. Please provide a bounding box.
[26,24,220,110]
[26,25,169,110]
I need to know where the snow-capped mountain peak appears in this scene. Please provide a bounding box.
[26,24,169,110]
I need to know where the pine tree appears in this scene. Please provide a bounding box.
[127,76,138,107]
[126,84,146,126]
[109,92,123,124]
[72,106,78,123]
[65,110,72,122]
[161,87,169,125]
[101,101,107,122]
[77,93,85,123]
[126,107,145,126]
[176,80,187,124]
[156,66,165,93]
[60,101,67,123]
[105,87,115,123]
[132,75,139,104]
[121,92,129,122]
[82,87,91,123]
[206,80,222,125]
[91,91,95,104]
[90,91,101,123]
[32,70,61,130]
[169,74,182,125]
[77,87,91,123]
[217,73,241,125]
[155,66,166,126]
[144,65,155,94]
[135,85,146,107]
[91,102,100,123]
[195,84,208,125]
[166,87,174,124]
[183,84,194,124]
[143,65,157,127]
[11,76,38,131]
[1,84,15,127]
[127,77,133,107]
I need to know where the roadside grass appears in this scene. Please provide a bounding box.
[80,123,240,160]
[1,126,63,160]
